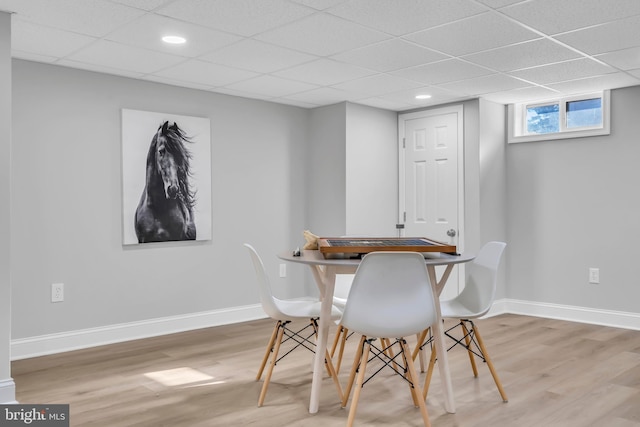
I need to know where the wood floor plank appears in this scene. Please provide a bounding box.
[11,314,640,426]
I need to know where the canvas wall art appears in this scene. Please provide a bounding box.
[122,109,212,245]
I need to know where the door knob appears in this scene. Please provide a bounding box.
[447,229,456,237]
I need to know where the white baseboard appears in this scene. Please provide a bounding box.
[11,304,266,361]
[487,298,640,330]
[0,378,16,403]
[11,299,640,361]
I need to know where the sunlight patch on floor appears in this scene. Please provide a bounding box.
[144,367,222,387]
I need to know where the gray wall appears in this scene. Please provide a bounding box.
[478,99,508,298]
[306,101,398,238]
[10,59,310,339]
[506,85,640,313]
[345,102,398,237]
[1,11,14,402]
[306,103,347,237]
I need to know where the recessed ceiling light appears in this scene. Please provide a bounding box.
[415,94,432,100]
[162,35,186,44]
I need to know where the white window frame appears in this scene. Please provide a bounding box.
[508,90,610,144]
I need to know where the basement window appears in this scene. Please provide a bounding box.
[508,91,610,143]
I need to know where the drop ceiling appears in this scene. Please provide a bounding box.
[2,0,640,111]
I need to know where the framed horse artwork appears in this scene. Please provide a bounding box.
[121,109,212,245]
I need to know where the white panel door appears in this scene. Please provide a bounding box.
[399,106,464,299]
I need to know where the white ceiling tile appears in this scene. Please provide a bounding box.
[475,0,523,8]
[392,59,494,85]
[328,0,487,36]
[271,98,319,109]
[108,0,175,11]
[224,75,320,98]
[406,12,539,56]
[501,0,640,35]
[56,58,146,79]
[464,39,581,72]
[12,51,58,63]
[211,87,274,101]
[156,0,314,37]
[597,48,640,71]
[5,0,640,108]
[141,74,213,90]
[273,59,374,86]
[354,97,415,111]
[331,74,423,97]
[289,0,348,10]
[628,69,640,79]
[153,59,258,87]
[105,14,241,57]
[438,73,531,96]
[256,13,390,56]
[546,72,640,94]
[331,39,447,72]
[0,0,145,37]
[556,15,640,55]
[482,86,560,104]
[509,58,616,85]
[11,19,97,58]
[376,86,466,107]
[200,40,316,73]
[282,87,356,105]
[66,40,185,74]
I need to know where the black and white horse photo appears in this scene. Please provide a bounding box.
[134,121,197,243]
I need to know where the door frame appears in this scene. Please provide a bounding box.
[398,104,466,276]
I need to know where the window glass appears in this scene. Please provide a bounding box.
[526,104,559,134]
[566,98,602,128]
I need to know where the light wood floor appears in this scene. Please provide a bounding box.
[11,314,640,426]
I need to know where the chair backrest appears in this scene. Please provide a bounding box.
[244,243,283,320]
[454,241,507,317]
[340,252,438,339]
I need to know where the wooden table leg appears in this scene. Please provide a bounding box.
[427,265,456,414]
[308,265,336,414]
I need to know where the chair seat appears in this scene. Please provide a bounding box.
[332,295,347,310]
[440,299,485,320]
[274,297,343,321]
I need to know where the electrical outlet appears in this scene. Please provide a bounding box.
[588,268,600,284]
[52,283,64,302]
[279,264,286,278]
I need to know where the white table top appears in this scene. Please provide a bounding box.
[278,248,475,267]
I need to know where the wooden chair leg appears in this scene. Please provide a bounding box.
[460,321,479,377]
[256,321,280,381]
[324,349,344,402]
[258,323,285,407]
[472,323,508,402]
[330,325,349,374]
[342,335,367,408]
[330,325,342,357]
[400,339,432,427]
[412,328,430,372]
[422,346,437,401]
[346,339,371,427]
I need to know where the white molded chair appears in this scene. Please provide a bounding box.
[340,252,436,427]
[422,241,508,402]
[244,244,344,406]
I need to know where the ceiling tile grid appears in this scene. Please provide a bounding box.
[0,0,639,110]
